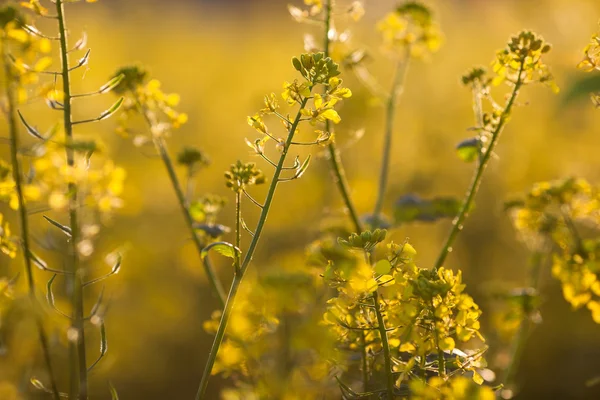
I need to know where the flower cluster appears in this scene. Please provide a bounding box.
[578,25,600,72]
[577,25,600,106]
[288,0,366,68]
[31,142,126,215]
[509,178,600,323]
[376,1,442,58]
[0,4,52,103]
[203,269,338,399]
[319,233,487,393]
[112,65,188,144]
[224,161,266,193]
[0,214,17,259]
[246,53,350,164]
[489,287,541,342]
[410,376,495,400]
[491,31,557,91]
[0,159,41,210]
[456,31,557,165]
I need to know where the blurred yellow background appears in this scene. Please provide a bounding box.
[2,0,600,398]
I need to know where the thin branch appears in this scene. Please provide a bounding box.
[135,100,226,307]
[240,218,255,237]
[373,291,394,398]
[242,189,264,209]
[372,51,411,225]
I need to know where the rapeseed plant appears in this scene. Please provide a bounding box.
[2,1,597,399]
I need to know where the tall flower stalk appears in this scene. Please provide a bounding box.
[0,9,59,399]
[53,2,89,396]
[370,2,442,225]
[110,66,227,306]
[371,54,410,224]
[195,53,352,398]
[434,31,558,270]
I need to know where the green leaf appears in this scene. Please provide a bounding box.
[374,259,391,275]
[200,242,240,260]
[189,202,206,222]
[394,194,461,224]
[456,137,479,162]
[561,74,600,105]
[43,215,72,237]
[292,56,302,73]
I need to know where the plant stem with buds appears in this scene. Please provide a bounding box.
[55,1,87,397]
[196,97,310,399]
[135,100,227,307]
[2,39,60,400]
[433,61,525,270]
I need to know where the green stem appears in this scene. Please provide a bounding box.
[373,291,394,399]
[429,300,447,379]
[435,336,446,379]
[433,61,525,270]
[195,97,310,399]
[153,135,227,307]
[372,53,410,225]
[326,142,362,233]
[55,1,87,397]
[322,0,362,234]
[234,191,241,273]
[2,40,60,400]
[360,331,369,392]
[503,251,544,390]
[136,100,226,307]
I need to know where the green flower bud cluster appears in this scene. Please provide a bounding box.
[0,5,24,29]
[337,229,387,252]
[177,146,210,168]
[111,65,149,95]
[224,161,266,192]
[377,1,442,58]
[292,52,341,85]
[461,67,488,87]
[411,268,454,301]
